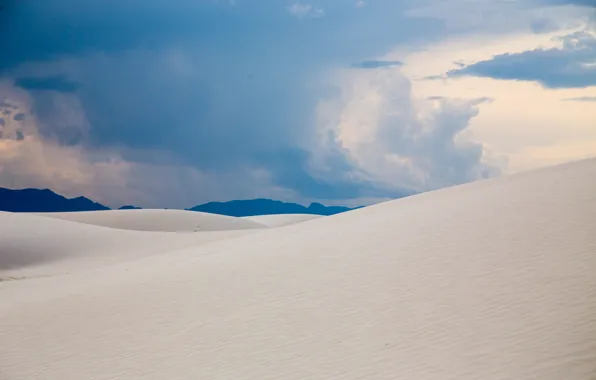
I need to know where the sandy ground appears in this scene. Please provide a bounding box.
[0,212,254,279]
[244,213,322,227]
[0,211,317,279]
[1,158,595,380]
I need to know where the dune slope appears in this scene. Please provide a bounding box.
[0,212,255,279]
[34,208,266,232]
[1,158,596,380]
[243,213,323,227]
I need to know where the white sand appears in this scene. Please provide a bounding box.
[1,158,596,380]
[244,213,323,227]
[34,208,266,232]
[0,212,255,279]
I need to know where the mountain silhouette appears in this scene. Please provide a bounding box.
[0,188,109,212]
[188,198,357,217]
[118,205,142,210]
[0,188,358,216]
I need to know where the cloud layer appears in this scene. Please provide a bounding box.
[0,0,507,207]
[443,28,596,88]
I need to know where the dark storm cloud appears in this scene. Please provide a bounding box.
[14,76,80,92]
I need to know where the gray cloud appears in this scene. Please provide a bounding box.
[0,0,500,206]
[530,18,561,33]
[543,0,596,6]
[442,30,596,88]
[14,76,80,92]
[0,101,17,109]
[0,0,441,74]
[562,96,596,101]
[255,147,381,199]
[351,60,403,69]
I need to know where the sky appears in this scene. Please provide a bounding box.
[0,0,594,208]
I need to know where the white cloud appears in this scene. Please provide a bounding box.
[287,3,325,19]
[311,66,499,194]
[397,18,596,175]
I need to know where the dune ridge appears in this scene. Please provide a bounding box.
[243,213,323,227]
[33,208,267,232]
[1,158,596,380]
[0,212,256,279]
[0,210,327,279]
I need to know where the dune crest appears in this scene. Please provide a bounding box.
[1,159,596,380]
[243,213,323,227]
[34,208,266,232]
[0,212,256,279]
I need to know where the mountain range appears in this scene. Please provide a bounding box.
[188,198,357,217]
[0,187,357,216]
[0,188,109,213]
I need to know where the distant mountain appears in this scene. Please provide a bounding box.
[119,205,142,210]
[0,188,109,212]
[188,198,357,217]
[0,187,357,216]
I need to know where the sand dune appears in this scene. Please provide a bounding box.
[243,213,323,227]
[1,158,596,380]
[33,208,266,232]
[0,212,255,279]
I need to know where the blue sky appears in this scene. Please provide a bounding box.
[0,0,594,207]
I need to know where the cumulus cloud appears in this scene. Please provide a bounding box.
[315,69,498,193]
[442,29,596,88]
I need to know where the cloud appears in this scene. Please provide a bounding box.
[254,146,388,199]
[0,101,17,109]
[543,0,596,6]
[530,18,561,33]
[0,0,504,206]
[351,60,403,69]
[562,96,596,101]
[0,89,292,208]
[441,29,596,88]
[14,76,80,93]
[287,3,325,19]
[315,69,499,193]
